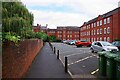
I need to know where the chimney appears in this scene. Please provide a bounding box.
[37,24,39,27]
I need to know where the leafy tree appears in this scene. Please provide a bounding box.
[2,2,34,43]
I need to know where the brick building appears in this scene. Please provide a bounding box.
[80,7,120,42]
[33,7,120,42]
[56,26,80,40]
[33,24,48,33]
[33,25,80,40]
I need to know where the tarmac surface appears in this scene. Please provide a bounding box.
[25,42,71,78]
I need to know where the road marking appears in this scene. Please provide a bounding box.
[91,69,99,75]
[67,53,83,57]
[68,55,96,66]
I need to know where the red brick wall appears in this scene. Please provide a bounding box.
[2,39,43,78]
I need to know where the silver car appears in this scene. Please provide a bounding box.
[90,41,119,53]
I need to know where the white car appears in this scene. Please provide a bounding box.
[90,41,119,53]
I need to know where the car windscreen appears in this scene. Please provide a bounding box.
[115,41,120,46]
[102,42,113,46]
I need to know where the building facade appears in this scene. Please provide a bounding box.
[80,7,120,42]
[56,26,80,40]
[33,25,80,40]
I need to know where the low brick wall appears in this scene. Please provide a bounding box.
[2,39,43,78]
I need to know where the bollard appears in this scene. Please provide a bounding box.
[54,47,56,54]
[51,45,53,51]
[65,56,68,73]
[57,50,59,59]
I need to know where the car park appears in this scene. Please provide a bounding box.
[90,41,119,53]
[112,41,120,50]
[75,40,91,47]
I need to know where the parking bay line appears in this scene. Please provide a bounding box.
[91,69,99,75]
[68,55,97,66]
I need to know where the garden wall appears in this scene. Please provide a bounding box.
[2,39,43,78]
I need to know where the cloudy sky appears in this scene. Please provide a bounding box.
[21,0,120,29]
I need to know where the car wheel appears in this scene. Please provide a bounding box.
[91,48,94,53]
[76,45,79,47]
[79,44,82,47]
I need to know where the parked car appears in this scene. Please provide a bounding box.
[68,40,77,45]
[62,40,67,43]
[75,40,91,47]
[90,41,119,53]
[112,41,120,50]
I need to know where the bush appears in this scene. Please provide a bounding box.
[3,32,20,43]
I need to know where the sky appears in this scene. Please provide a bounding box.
[21,0,120,29]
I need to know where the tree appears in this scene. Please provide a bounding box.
[2,2,34,42]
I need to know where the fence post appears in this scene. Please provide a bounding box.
[57,50,59,59]
[65,56,68,73]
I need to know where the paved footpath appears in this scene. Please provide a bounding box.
[24,42,71,79]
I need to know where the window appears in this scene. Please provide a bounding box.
[107,17,110,23]
[104,28,106,34]
[70,35,72,38]
[97,42,102,47]
[97,29,99,35]
[94,22,96,27]
[97,21,99,26]
[107,37,110,42]
[67,35,69,37]
[91,38,93,42]
[94,38,96,41]
[97,37,99,41]
[94,30,96,35]
[100,20,102,26]
[91,23,93,28]
[91,30,93,35]
[104,37,106,41]
[100,37,102,41]
[107,27,110,34]
[100,28,102,34]
[104,19,106,24]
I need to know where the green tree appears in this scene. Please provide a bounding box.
[2,2,34,43]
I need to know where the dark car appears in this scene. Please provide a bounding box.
[112,41,120,50]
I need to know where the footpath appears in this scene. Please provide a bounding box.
[24,42,71,79]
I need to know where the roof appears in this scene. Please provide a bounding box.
[82,7,120,26]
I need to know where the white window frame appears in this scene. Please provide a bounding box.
[97,21,99,26]
[107,17,110,24]
[104,37,106,41]
[104,19,106,24]
[100,20,102,26]
[94,30,96,35]
[100,37,102,41]
[104,28,106,34]
[94,22,96,27]
[97,29,99,35]
[107,27,110,34]
[100,28,102,34]
[91,23,93,28]
[94,38,96,41]
[107,37,110,42]
[97,37,99,41]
